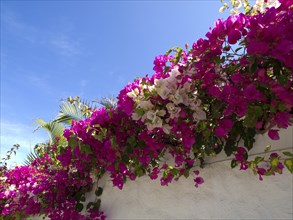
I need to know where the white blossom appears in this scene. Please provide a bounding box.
[166,102,181,119]
[162,124,173,134]
[127,88,140,99]
[193,108,207,121]
[131,112,141,121]
[137,100,153,110]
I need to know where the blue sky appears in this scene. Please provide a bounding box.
[1,1,229,166]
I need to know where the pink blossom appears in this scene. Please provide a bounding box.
[149,167,160,180]
[228,29,242,44]
[215,119,234,137]
[194,177,204,188]
[243,84,263,101]
[268,129,280,140]
[274,112,292,129]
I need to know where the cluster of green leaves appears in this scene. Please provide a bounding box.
[0,144,20,174]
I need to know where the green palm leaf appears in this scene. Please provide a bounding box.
[34,118,65,144]
[97,96,117,109]
[53,97,94,125]
[23,149,41,166]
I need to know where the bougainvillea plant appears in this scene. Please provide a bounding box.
[1,1,292,219]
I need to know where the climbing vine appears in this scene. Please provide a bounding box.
[1,1,292,219]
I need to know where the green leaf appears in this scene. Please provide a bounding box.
[93,199,101,211]
[283,152,293,157]
[183,169,190,178]
[76,203,84,212]
[170,168,179,176]
[231,159,238,168]
[80,195,86,202]
[249,161,256,170]
[213,140,223,154]
[79,144,91,156]
[224,138,237,156]
[110,136,118,149]
[284,159,293,174]
[235,47,243,53]
[68,137,77,148]
[244,106,262,128]
[127,136,137,147]
[264,145,271,152]
[135,108,144,117]
[249,60,258,74]
[271,158,279,168]
[199,157,205,168]
[86,202,94,210]
[95,187,103,197]
[243,128,256,151]
[254,156,264,164]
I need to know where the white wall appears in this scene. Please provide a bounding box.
[100,161,292,219]
[97,127,293,219]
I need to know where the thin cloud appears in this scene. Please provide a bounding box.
[0,120,48,167]
[78,79,88,96]
[2,10,39,44]
[50,34,80,57]
[2,9,81,57]
[26,73,54,95]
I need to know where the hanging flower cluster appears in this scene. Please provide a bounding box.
[1,2,292,219]
[0,153,105,219]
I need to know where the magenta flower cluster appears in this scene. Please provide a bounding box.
[1,2,292,219]
[0,154,105,219]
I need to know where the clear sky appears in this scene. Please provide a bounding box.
[1,0,229,166]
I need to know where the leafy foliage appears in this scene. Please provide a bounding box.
[1,2,292,219]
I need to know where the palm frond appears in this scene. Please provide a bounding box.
[34,119,65,144]
[96,96,117,109]
[23,148,42,166]
[53,97,95,125]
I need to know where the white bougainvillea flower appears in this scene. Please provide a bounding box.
[233,0,242,9]
[193,108,207,121]
[169,90,183,105]
[157,85,172,100]
[189,97,202,111]
[254,0,281,13]
[137,100,153,110]
[168,67,182,83]
[155,78,172,100]
[127,88,140,99]
[131,112,141,121]
[143,109,166,130]
[166,102,181,119]
[162,123,173,134]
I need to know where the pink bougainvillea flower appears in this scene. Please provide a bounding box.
[277,162,284,173]
[270,153,279,158]
[149,167,160,180]
[228,29,242,44]
[274,112,292,129]
[112,174,124,190]
[257,168,266,181]
[193,170,200,176]
[215,119,234,137]
[153,54,168,74]
[247,41,270,55]
[243,84,263,101]
[268,129,280,140]
[194,177,204,188]
[240,162,248,170]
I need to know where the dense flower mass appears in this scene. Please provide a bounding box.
[1,2,293,219]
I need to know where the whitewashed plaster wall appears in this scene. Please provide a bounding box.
[99,160,292,220]
[96,127,293,219]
